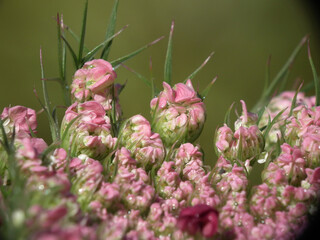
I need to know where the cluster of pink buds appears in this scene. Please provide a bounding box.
[71,59,122,119]
[118,114,165,170]
[215,101,264,162]
[2,54,320,240]
[61,100,117,160]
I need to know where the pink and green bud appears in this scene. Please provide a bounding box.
[150,80,206,147]
[69,155,103,208]
[89,182,121,217]
[114,165,154,212]
[215,124,264,162]
[215,100,264,162]
[234,100,259,129]
[173,143,203,175]
[14,137,48,175]
[70,59,122,118]
[156,161,181,198]
[1,105,37,139]
[118,115,165,170]
[61,101,117,160]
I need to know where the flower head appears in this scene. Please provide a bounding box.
[71,59,122,119]
[150,80,206,147]
[61,101,117,160]
[1,105,37,139]
[177,204,219,238]
[118,115,165,170]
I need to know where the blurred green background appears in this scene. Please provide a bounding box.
[0,0,320,165]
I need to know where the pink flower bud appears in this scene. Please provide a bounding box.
[61,101,117,160]
[70,59,122,117]
[119,115,165,170]
[1,105,37,139]
[215,123,264,162]
[150,80,206,147]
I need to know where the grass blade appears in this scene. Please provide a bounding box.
[111,36,164,68]
[200,76,217,100]
[101,0,120,60]
[78,0,89,66]
[164,21,174,85]
[308,39,320,106]
[185,52,214,82]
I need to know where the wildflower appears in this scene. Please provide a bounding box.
[0,105,37,139]
[215,101,264,162]
[150,80,206,147]
[118,115,165,170]
[61,101,117,160]
[70,59,122,118]
[177,204,219,238]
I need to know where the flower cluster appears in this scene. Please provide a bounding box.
[0,59,220,240]
[1,55,320,240]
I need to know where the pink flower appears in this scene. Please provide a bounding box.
[150,80,206,147]
[61,101,117,160]
[177,204,219,238]
[119,115,165,170]
[70,59,122,118]
[71,59,116,98]
[215,121,264,162]
[1,105,37,138]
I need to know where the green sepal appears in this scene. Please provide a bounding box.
[200,76,217,100]
[184,52,214,83]
[223,102,235,127]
